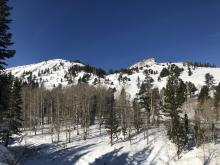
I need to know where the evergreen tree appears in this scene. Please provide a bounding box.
[163,70,187,158]
[0,74,12,116]
[137,72,154,124]
[214,83,220,120]
[168,64,184,77]
[159,68,170,78]
[186,81,197,98]
[11,78,23,131]
[205,73,214,89]
[105,89,119,146]
[0,73,13,146]
[0,0,16,146]
[184,113,189,145]
[5,78,23,146]
[198,85,209,104]
[137,76,141,89]
[0,0,15,70]
[188,67,192,76]
[0,74,23,146]
[184,113,189,133]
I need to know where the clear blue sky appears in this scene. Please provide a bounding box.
[6,0,220,70]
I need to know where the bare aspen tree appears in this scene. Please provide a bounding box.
[49,93,54,143]
[63,88,72,143]
[96,87,108,135]
[151,88,161,125]
[133,98,142,133]
[21,87,28,130]
[144,112,149,144]
[117,88,130,139]
[128,106,133,144]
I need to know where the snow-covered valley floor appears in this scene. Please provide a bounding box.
[9,125,220,165]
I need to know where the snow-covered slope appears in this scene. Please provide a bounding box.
[129,58,156,69]
[6,59,101,89]
[6,58,220,100]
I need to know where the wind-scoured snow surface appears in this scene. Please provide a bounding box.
[6,58,220,99]
[10,125,220,165]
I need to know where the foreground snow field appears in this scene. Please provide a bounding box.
[8,125,220,165]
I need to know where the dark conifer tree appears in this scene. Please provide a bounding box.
[0,0,16,146]
[0,73,13,146]
[186,81,197,98]
[10,78,23,135]
[188,67,192,76]
[137,76,141,89]
[184,113,189,145]
[0,74,11,117]
[159,68,170,78]
[205,73,214,89]
[214,83,220,120]
[198,85,209,104]
[137,72,153,124]
[0,76,23,146]
[0,0,15,70]
[105,90,119,146]
[184,113,189,133]
[163,69,187,158]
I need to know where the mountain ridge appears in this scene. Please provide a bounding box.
[5,58,220,100]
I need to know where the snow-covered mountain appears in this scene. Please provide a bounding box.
[6,58,220,100]
[129,58,156,69]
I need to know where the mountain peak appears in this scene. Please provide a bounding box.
[130,58,156,69]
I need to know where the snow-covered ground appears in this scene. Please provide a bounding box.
[9,125,220,165]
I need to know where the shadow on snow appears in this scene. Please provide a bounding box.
[11,143,96,165]
[91,145,154,165]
